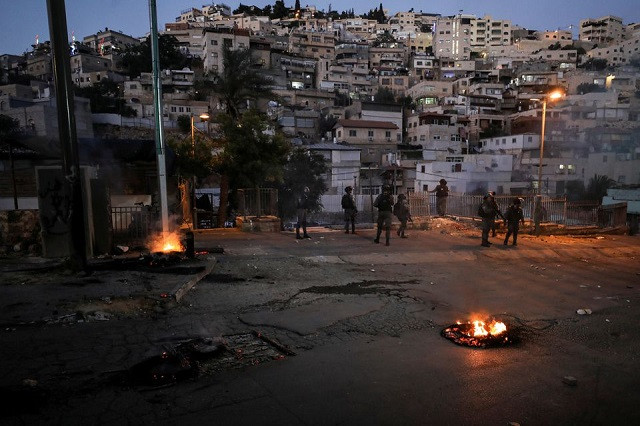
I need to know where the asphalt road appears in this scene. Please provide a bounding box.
[2,224,640,425]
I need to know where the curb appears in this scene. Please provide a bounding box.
[171,258,217,303]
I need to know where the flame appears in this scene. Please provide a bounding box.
[149,232,184,253]
[470,320,507,337]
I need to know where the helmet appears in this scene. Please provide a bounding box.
[345,186,352,192]
[513,197,521,204]
[398,193,406,200]
[382,185,392,193]
[439,179,447,185]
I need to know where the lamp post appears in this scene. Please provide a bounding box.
[189,112,211,228]
[534,90,564,236]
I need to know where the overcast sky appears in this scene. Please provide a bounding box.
[1,1,638,55]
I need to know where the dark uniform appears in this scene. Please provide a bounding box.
[504,198,525,246]
[489,192,505,237]
[341,186,357,234]
[296,188,311,239]
[478,194,497,247]
[374,186,394,246]
[433,179,449,216]
[393,194,412,238]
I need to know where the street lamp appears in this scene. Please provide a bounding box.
[534,89,564,235]
[191,112,210,154]
[189,112,211,228]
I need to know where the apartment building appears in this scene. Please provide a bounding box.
[333,119,401,163]
[406,112,468,150]
[82,28,140,56]
[163,24,207,59]
[288,29,336,60]
[579,15,624,45]
[202,27,250,74]
[584,33,640,67]
[433,15,512,60]
[415,153,514,194]
[369,44,407,70]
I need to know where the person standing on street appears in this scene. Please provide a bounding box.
[504,197,525,246]
[341,186,357,234]
[489,191,505,237]
[478,193,497,247]
[431,179,449,216]
[295,187,311,239]
[393,193,412,238]
[374,185,394,246]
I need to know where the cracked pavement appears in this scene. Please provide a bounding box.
[2,222,640,425]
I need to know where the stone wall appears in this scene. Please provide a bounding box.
[0,210,41,255]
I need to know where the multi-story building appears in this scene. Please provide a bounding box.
[579,15,624,46]
[202,27,251,74]
[308,143,362,194]
[433,15,512,60]
[333,119,401,164]
[82,28,141,57]
[25,43,52,82]
[288,29,336,60]
[406,112,469,151]
[415,153,514,194]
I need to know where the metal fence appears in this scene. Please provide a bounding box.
[309,193,620,228]
[111,206,153,243]
[237,188,278,218]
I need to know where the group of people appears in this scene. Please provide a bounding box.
[477,192,525,247]
[294,180,525,248]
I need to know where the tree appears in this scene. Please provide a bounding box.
[318,114,338,138]
[374,87,396,104]
[197,44,276,119]
[372,31,396,47]
[197,44,278,226]
[586,174,615,202]
[272,0,289,19]
[216,110,289,191]
[74,79,136,116]
[278,147,328,221]
[117,34,189,78]
[565,180,586,201]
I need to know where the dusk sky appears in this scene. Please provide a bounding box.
[1,0,638,55]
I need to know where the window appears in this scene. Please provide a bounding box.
[368,130,374,137]
[421,166,426,173]
[385,131,391,138]
[433,135,441,140]
[349,130,357,137]
[512,138,516,144]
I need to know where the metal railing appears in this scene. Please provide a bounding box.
[306,193,613,229]
[111,206,153,243]
[237,188,278,218]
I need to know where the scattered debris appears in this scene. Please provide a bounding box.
[562,376,578,386]
[576,309,592,315]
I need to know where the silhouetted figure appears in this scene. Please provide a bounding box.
[374,185,394,246]
[431,179,449,216]
[504,197,525,246]
[341,186,357,234]
[296,187,311,239]
[393,193,412,238]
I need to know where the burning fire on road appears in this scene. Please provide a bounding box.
[441,318,514,348]
[148,231,185,253]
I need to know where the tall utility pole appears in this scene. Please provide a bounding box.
[148,0,169,235]
[46,0,87,270]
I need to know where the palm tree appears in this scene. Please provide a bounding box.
[196,45,277,226]
[586,174,615,202]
